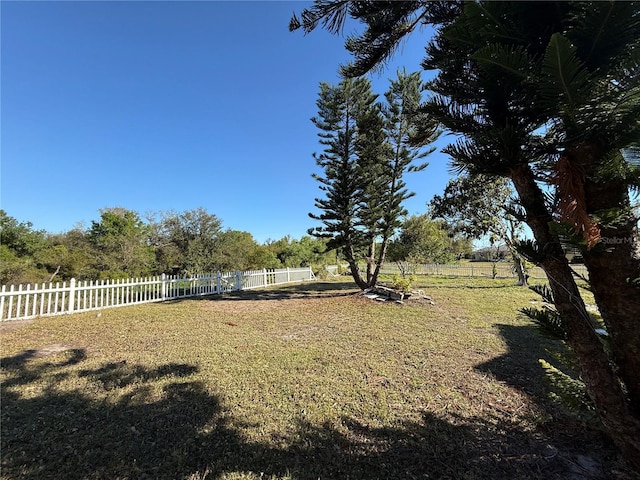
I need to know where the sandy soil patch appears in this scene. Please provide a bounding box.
[0,319,34,335]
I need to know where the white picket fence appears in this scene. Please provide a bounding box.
[0,267,316,322]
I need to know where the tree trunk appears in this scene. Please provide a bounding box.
[581,170,640,415]
[504,229,528,287]
[366,240,375,286]
[342,241,369,290]
[348,261,369,290]
[510,164,640,471]
[512,251,528,286]
[369,231,393,288]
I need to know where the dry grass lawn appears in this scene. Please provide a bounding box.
[1,277,634,479]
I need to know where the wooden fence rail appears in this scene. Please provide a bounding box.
[0,267,315,322]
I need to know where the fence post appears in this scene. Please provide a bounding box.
[0,285,6,321]
[161,273,166,300]
[236,271,242,291]
[263,268,268,287]
[68,278,76,313]
[286,267,290,283]
[215,271,221,293]
[24,284,32,317]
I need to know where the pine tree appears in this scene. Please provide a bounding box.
[308,73,436,289]
[309,78,375,289]
[354,91,389,285]
[372,70,437,283]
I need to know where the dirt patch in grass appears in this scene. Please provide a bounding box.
[31,343,76,357]
[0,319,33,334]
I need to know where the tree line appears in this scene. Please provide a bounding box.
[0,207,472,286]
[0,208,334,285]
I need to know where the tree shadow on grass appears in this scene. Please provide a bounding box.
[476,323,559,399]
[167,280,361,305]
[2,342,629,480]
[255,412,597,480]
[475,323,628,477]
[1,349,234,480]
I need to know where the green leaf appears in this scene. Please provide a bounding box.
[521,306,566,340]
[540,33,590,112]
[471,43,533,79]
[539,359,595,416]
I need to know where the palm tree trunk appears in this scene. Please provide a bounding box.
[510,164,640,470]
[581,173,640,415]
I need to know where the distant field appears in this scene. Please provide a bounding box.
[375,261,588,280]
[0,277,627,479]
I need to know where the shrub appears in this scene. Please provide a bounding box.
[390,273,416,292]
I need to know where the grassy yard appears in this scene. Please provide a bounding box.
[0,277,630,479]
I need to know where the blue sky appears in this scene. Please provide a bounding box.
[1,1,454,244]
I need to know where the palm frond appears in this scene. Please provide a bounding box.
[289,0,351,35]
[539,359,595,416]
[503,203,526,223]
[529,283,554,303]
[520,306,566,340]
[471,43,534,79]
[540,33,590,114]
[514,239,546,264]
[567,1,640,70]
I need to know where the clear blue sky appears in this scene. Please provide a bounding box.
[1,0,454,244]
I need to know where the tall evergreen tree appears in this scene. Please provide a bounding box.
[375,70,437,280]
[309,77,378,289]
[309,74,435,289]
[354,83,389,285]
